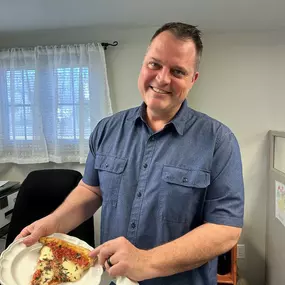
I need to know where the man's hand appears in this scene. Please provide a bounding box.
[15,214,60,246]
[89,224,241,281]
[16,181,102,247]
[90,237,152,282]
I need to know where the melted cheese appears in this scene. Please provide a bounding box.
[62,260,84,281]
[35,246,54,285]
[35,262,54,285]
[34,244,86,284]
[40,268,54,285]
[39,246,54,261]
[37,261,46,270]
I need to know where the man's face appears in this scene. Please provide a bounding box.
[138,31,199,118]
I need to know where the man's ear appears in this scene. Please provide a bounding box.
[192,72,199,83]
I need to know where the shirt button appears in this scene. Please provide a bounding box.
[105,163,109,168]
[131,222,136,229]
[143,163,148,169]
[137,192,142,197]
[182,177,188,183]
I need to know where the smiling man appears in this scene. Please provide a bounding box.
[137,28,199,132]
[18,22,244,285]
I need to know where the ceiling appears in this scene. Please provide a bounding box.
[1,0,285,33]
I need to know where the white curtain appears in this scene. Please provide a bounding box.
[0,43,112,164]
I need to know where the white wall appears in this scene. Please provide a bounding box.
[1,26,285,285]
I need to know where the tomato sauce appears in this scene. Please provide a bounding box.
[48,241,89,267]
[31,269,42,284]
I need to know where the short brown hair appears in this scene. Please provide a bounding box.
[151,22,203,70]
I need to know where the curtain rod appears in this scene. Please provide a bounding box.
[0,41,119,52]
[101,41,119,50]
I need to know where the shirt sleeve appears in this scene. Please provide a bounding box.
[204,131,244,228]
[82,122,101,187]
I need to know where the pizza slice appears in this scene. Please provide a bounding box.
[30,236,96,285]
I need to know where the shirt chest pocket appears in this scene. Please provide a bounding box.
[160,165,210,224]
[94,154,127,207]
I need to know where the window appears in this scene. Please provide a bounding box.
[56,67,90,140]
[6,69,35,141]
[6,67,91,142]
[0,44,112,164]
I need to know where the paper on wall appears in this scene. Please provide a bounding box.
[275,180,285,227]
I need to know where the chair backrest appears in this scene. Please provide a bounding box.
[5,169,95,248]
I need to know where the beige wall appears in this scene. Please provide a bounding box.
[1,26,285,285]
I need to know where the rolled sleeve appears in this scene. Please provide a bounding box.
[204,132,244,227]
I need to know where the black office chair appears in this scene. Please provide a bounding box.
[5,169,95,248]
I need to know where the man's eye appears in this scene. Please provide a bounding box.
[148,62,160,69]
[172,69,185,77]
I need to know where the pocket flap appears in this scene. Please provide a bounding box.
[162,165,210,188]
[95,154,127,174]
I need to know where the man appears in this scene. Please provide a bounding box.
[17,22,244,285]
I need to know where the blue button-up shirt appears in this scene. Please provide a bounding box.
[83,100,244,285]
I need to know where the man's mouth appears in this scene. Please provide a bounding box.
[150,86,171,95]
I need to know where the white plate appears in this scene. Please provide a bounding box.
[0,233,138,285]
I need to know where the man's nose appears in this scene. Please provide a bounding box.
[156,68,171,85]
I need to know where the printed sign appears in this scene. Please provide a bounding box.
[276,180,285,227]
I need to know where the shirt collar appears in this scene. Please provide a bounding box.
[129,100,190,136]
[169,100,189,135]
